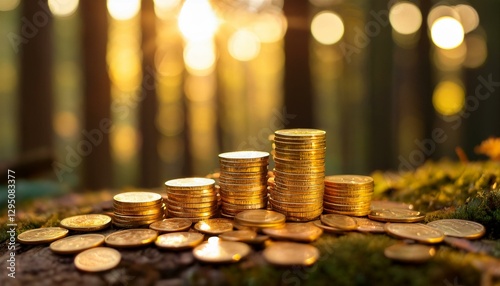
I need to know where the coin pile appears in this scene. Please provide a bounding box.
[323,175,374,216]
[269,129,326,221]
[113,192,165,228]
[218,151,269,217]
[165,177,218,222]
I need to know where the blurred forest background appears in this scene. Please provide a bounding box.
[0,0,499,191]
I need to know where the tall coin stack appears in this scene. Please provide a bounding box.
[269,129,326,221]
[218,151,269,217]
[165,178,218,222]
[323,175,374,216]
[113,192,165,228]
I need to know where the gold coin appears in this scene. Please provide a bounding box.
[167,204,218,214]
[368,209,425,223]
[426,219,485,239]
[324,175,373,185]
[262,223,323,242]
[74,247,121,272]
[235,209,286,227]
[312,220,346,234]
[219,151,269,161]
[320,214,357,231]
[50,234,105,254]
[113,206,164,216]
[384,244,436,263]
[155,232,204,250]
[112,219,163,228]
[193,238,251,263]
[275,128,326,138]
[18,227,69,244]
[221,202,266,210]
[167,200,217,209]
[167,194,218,203]
[323,208,370,217]
[113,212,165,221]
[167,209,216,218]
[263,241,319,266]
[167,189,216,196]
[194,220,233,235]
[385,223,445,244]
[370,200,413,210]
[105,229,158,248]
[113,192,162,206]
[218,230,257,242]
[149,218,192,232]
[354,218,386,233]
[60,214,112,232]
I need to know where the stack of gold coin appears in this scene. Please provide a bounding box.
[269,129,326,221]
[113,192,165,228]
[218,151,269,217]
[323,175,374,216]
[165,177,218,222]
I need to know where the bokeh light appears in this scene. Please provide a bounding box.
[431,17,464,50]
[251,10,287,43]
[183,41,216,76]
[389,2,422,35]
[434,43,466,70]
[107,0,141,21]
[178,0,218,42]
[432,80,465,116]
[228,29,261,61]
[111,125,138,162]
[154,0,181,20]
[49,0,79,17]
[0,0,19,11]
[463,34,487,68]
[455,4,479,33]
[54,111,79,138]
[311,11,344,45]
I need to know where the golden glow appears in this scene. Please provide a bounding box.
[154,0,181,19]
[455,4,479,33]
[156,104,184,136]
[431,17,464,50]
[185,75,215,102]
[54,111,79,138]
[389,2,422,35]
[208,237,220,244]
[49,0,79,17]
[108,48,142,92]
[252,10,287,43]
[433,80,465,116]
[427,5,457,28]
[107,0,141,21]
[183,40,216,76]
[434,43,466,70]
[178,0,218,42]
[464,34,487,68]
[0,0,19,11]
[311,11,344,45]
[228,29,261,62]
[111,125,138,161]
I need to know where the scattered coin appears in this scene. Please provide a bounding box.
[149,218,192,233]
[50,233,105,254]
[354,218,386,233]
[105,229,158,248]
[235,209,286,228]
[262,223,323,242]
[385,223,445,244]
[263,242,320,266]
[368,209,425,223]
[155,232,204,250]
[194,219,233,235]
[427,219,485,239]
[18,227,69,244]
[193,237,251,263]
[320,214,357,231]
[312,220,346,234]
[60,214,112,232]
[219,230,257,242]
[384,244,436,263]
[74,247,121,272]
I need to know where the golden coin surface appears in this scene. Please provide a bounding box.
[113,192,162,206]
[263,242,320,266]
[149,218,192,232]
[193,238,251,263]
[219,151,269,160]
[385,223,445,244]
[74,247,121,272]
[275,128,326,138]
[105,229,158,248]
[312,220,346,234]
[262,223,323,242]
[384,244,436,263]
[368,209,425,223]
[50,234,105,254]
[354,218,386,233]
[165,177,215,189]
[155,232,204,250]
[320,214,357,231]
[324,174,373,185]
[370,200,413,210]
[235,209,286,227]
[18,227,69,244]
[194,220,234,235]
[60,214,112,231]
[426,219,486,239]
[219,230,257,242]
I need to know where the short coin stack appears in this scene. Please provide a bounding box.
[218,151,269,217]
[113,192,165,228]
[165,178,218,222]
[269,129,326,221]
[323,175,374,216]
